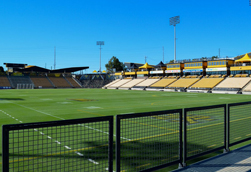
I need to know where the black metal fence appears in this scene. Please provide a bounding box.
[2,116,114,172]
[183,104,226,164]
[116,109,182,172]
[2,102,251,172]
[228,102,251,147]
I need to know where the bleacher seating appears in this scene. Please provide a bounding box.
[167,78,200,88]
[102,79,121,89]
[150,77,177,88]
[213,77,251,94]
[134,78,159,87]
[107,79,132,89]
[0,76,11,87]
[48,77,72,88]
[8,76,34,88]
[131,78,160,90]
[30,76,54,88]
[65,77,82,88]
[242,82,251,94]
[119,79,145,89]
[190,78,224,89]
[215,78,251,89]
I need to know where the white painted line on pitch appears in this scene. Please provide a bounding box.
[41,99,52,101]
[119,112,135,114]
[0,109,99,165]
[11,102,131,140]
[64,146,71,149]
[85,106,102,109]
[55,141,61,144]
[76,152,84,156]
[219,97,230,99]
[0,109,109,165]
[105,167,116,172]
[57,102,72,104]
[11,102,65,120]
[88,159,99,164]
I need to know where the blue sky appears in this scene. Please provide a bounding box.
[0,0,250,73]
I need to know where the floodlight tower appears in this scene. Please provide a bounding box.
[96,41,104,73]
[169,16,180,63]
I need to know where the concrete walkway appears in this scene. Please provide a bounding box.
[173,144,251,172]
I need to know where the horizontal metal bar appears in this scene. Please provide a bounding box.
[229,137,251,147]
[117,109,182,119]
[184,104,226,112]
[3,115,114,130]
[228,101,251,107]
[186,146,225,161]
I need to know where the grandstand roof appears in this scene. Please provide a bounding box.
[16,66,89,73]
[16,65,50,72]
[235,53,251,62]
[50,66,89,73]
[139,63,154,69]
[4,63,27,68]
[155,61,166,67]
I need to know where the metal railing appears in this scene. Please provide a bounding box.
[116,109,182,172]
[2,116,114,172]
[2,102,251,172]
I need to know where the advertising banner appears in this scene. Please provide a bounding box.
[150,71,163,74]
[183,69,203,73]
[165,70,181,73]
[206,67,227,72]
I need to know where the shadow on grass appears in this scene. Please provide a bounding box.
[6,140,213,172]
[0,98,24,101]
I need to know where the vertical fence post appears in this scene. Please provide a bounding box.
[226,104,230,152]
[178,109,183,168]
[109,117,114,172]
[116,115,121,172]
[2,126,9,172]
[182,108,187,167]
[224,104,229,153]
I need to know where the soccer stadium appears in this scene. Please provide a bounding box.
[1,52,251,172]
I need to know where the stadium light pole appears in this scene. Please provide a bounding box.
[169,16,180,63]
[96,41,104,73]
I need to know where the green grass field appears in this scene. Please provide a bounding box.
[1,89,251,171]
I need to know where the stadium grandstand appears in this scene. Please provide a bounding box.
[118,78,146,90]
[187,75,224,93]
[107,77,132,89]
[212,77,251,94]
[102,79,121,89]
[2,52,251,93]
[165,76,200,92]
[146,76,179,91]
[0,63,89,89]
[131,77,160,90]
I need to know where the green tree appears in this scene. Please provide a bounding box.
[105,56,125,73]
[0,66,4,72]
[212,56,218,60]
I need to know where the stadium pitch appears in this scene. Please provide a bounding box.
[1,89,251,171]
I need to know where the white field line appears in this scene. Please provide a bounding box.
[8,102,129,171]
[11,102,130,141]
[0,109,98,165]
